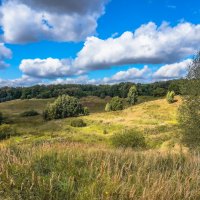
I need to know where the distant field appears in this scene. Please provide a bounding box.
[0,95,181,149]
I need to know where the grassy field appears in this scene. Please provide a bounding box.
[0,95,199,199]
[0,142,199,200]
[0,96,181,148]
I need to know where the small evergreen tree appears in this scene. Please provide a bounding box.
[105,103,111,112]
[166,91,175,103]
[127,85,138,105]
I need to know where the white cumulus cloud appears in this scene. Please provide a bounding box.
[0,75,41,87]
[153,59,192,79]
[74,22,200,70]
[0,43,12,69]
[0,0,108,43]
[103,66,150,83]
[19,58,84,78]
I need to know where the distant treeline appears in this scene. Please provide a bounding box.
[0,79,184,103]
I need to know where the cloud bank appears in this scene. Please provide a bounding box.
[18,22,199,80]
[0,0,108,43]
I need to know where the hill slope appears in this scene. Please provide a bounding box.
[0,96,181,149]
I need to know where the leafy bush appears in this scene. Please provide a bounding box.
[83,107,89,116]
[127,85,138,105]
[70,119,86,127]
[166,91,175,103]
[20,110,39,117]
[105,97,123,112]
[105,103,111,112]
[43,95,85,120]
[0,125,17,140]
[111,129,146,149]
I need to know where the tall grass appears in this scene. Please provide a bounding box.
[0,141,199,200]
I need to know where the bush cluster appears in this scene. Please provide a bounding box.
[0,125,17,140]
[105,97,123,112]
[111,129,146,149]
[43,95,89,120]
[20,110,39,117]
[70,119,87,127]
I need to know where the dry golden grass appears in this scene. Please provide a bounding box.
[0,141,199,200]
[85,96,181,129]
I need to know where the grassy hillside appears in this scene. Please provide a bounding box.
[0,96,181,149]
[1,95,198,199]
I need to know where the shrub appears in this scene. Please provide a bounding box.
[83,107,89,116]
[105,103,111,112]
[103,129,108,134]
[106,97,123,112]
[127,85,138,105]
[166,91,175,103]
[111,129,146,149]
[20,110,39,117]
[43,95,84,120]
[0,125,17,140]
[70,119,86,127]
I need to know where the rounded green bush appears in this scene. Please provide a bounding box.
[43,95,85,120]
[105,97,123,112]
[111,129,146,149]
[0,125,17,140]
[83,107,89,116]
[70,119,86,127]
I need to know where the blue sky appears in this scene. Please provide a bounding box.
[0,0,200,86]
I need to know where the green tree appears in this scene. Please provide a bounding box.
[109,97,123,111]
[43,95,85,120]
[127,85,138,105]
[166,91,175,103]
[178,52,200,147]
[153,87,166,97]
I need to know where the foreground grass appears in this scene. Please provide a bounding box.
[0,141,199,200]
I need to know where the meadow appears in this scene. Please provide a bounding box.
[0,95,199,199]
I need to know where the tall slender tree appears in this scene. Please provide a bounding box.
[179,52,200,147]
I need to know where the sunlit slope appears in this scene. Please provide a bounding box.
[85,96,181,128]
[0,96,182,149]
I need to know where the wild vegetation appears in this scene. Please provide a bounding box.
[0,79,183,103]
[0,142,199,200]
[179,52,200,147]
[166,91,175,103]
[0,53,200,199]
